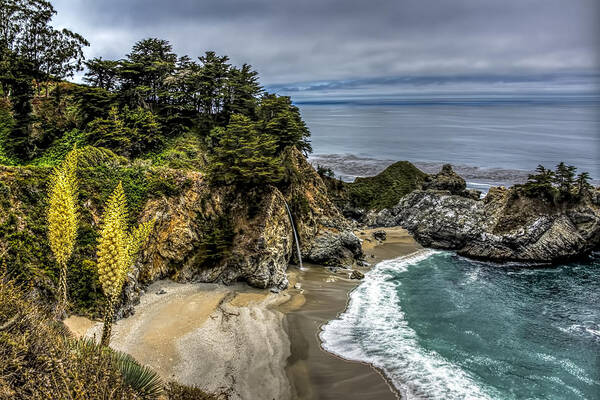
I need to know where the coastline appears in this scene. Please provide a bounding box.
[64,227,420,399]
[284,227,421,400]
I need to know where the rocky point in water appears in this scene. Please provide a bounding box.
[367,165,600,263]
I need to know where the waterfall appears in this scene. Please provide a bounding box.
[284,200,304,270]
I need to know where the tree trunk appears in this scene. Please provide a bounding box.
[100,296,116,347]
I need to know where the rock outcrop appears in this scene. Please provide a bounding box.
[370,167,600,263]
[281,147,363,266]
[136,180,293,290]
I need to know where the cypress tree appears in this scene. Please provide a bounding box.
[208,114,283,187]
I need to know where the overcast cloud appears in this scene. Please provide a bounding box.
[51,0,599,95]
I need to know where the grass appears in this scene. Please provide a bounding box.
[0,274,141,399]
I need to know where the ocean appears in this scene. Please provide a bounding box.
[307,98,600,399]
[321,251,600,399]
[300,100,600,187]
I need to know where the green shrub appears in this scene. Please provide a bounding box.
[29,128,86,167]
[0,99,16,165]
[150,132,206,171]
[344,161,428,210]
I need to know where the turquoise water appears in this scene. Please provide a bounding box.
[321,251,600,399]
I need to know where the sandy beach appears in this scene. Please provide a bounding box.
[65,227,420,399]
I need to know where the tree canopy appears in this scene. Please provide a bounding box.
[0,0,88,159]
[207,114,284,187]
[523,163,592,200]
[0,0,313,192]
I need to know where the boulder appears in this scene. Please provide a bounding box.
[304,230,363,266]
[422,164,466,194]
[372,230,387,241]
[350,269,365,279]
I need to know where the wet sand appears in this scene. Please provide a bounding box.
[284,227,421,400]
[65,227,419,399]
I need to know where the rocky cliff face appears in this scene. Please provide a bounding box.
[280,147,363,266]
[370,167,600,263]
[134,178,293,289]
[0,146,362,316]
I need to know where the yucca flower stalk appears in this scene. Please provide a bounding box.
[97,182,154,347]
[47,148,79,318]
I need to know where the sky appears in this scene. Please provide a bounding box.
[51,0,600,101]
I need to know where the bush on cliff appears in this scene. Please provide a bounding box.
[341,161,428,211]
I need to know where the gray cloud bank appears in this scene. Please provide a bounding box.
[52,0,599,92]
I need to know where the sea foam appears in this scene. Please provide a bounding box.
[320,250,494,400]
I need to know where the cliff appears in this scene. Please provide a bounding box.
[0,146,361,316]
[370,165,600,263]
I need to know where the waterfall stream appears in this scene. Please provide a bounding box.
[284,200,304,270]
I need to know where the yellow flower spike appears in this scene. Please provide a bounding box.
[47,147,79,318]
[96,181,154,347]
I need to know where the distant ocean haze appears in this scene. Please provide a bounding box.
[298,97,600,186]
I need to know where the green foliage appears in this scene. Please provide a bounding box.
[150,132,206,170]
[256,93,312,154]
[0,0,88,161]
[554,162,577,195]
[0,99,15,165]
[84,57,120,91]
[76,145,128,168]
[207,114,283,187]
[576,172,592,196]
[522,162,592,201]
[345,161,428,210]
[86,106,162,157]
[223,63,262,121]
[120,38,177,109]
[71,84,116,126]
[30,85,81,151]
[30,128,85,166]
[316,164,335,179]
